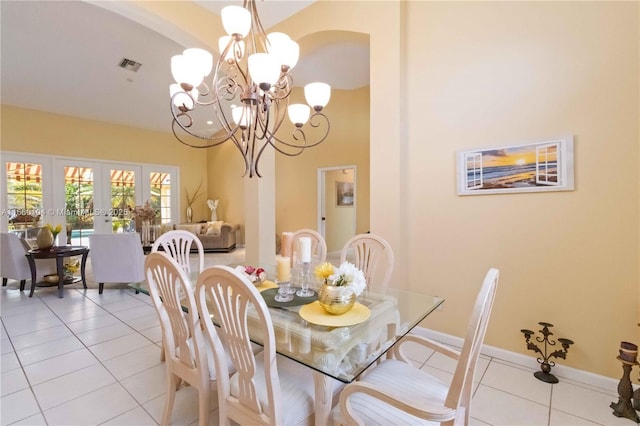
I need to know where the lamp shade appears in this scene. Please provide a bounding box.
[221,5,251,37]
[288,104,310,125]
[267,32,299,69]
[171,54,204,88]
[231,104,251,128]
[183,48,212,78]
[304,82,331,108]
[248,53,280,87]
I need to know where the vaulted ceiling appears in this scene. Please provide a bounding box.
[0,1,370,134]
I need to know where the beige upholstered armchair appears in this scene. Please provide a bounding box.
[88,233,145,294]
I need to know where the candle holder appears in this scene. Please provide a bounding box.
[296,262,315,297]
[520,322,574,383]
[610,341,639,423]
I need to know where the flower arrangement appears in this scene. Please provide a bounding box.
[44,223,62,239]
[63,260,80,276]
[130,200,157,222]
[315,261,367,296]
[235,265,266,283]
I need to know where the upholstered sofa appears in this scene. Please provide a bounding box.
[174,222,238,253]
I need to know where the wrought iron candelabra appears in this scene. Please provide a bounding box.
[520,322,574,383]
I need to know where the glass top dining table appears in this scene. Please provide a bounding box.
[132,272,443,425]
[131,277,444,384]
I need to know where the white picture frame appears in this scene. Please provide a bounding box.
[457,136,574,195]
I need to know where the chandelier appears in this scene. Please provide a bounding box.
[169,0,331,178]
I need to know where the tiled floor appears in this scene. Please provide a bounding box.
[1,248,628,425]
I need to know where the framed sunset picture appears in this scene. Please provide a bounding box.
[457,136,574,195]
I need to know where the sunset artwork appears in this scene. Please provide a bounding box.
[457,138,574,195]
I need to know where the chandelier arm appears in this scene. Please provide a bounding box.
[270,74,293,101]
[269,112,331,150]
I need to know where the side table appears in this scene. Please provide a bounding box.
[26,246,89,298]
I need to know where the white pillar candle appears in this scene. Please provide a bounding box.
[276,256,291,282]
[299,236,312,263]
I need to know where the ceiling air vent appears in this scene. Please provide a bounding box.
[118,58,142,72]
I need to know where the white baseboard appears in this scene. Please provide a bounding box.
[411,326,619,392]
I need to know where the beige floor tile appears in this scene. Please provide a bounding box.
[88,332,153,361]
[471,384,549,425]
[120,363,167,404]
[1,351,20,373]
[42,383,138,425]
[1,367,30,397]
[75,322,135,346]
[66,313,122,334]
[102,406,159,425]
[552,380,632,425]
[33,364,116,410]
[8,324,73,351]
[103,344,164,381]
[23,348,99,385]
[481,360,551,405]
[16,335,84,366]
[0,388,41,425]
[549,408,600,425]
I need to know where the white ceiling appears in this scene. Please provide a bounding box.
[0,0,369,134]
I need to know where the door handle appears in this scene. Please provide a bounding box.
[322,217,326,221]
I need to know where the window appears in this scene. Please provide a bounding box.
[110,169,136,232]
[6,162,43,229]
[465,153,483,190]
[65,166,94,244]
[150,171,172,224]
[536,143,559,186]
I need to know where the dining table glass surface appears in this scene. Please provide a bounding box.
[131,272,443,384]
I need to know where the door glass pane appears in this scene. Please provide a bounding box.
[65,166,94,246]
[110,169,136,233]
[6,162,43,238]
[150,172,171,224]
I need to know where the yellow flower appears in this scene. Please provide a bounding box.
[314,262,335,283]
[64,260,79,274]
[45,223,62,236]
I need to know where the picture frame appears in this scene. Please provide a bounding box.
[457,136,574,195]
[336,181,354,207]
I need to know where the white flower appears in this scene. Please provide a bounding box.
[328,261,366,296]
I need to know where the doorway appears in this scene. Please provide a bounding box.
[318,166,356,254]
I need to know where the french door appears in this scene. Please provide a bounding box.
[2,152,179,245]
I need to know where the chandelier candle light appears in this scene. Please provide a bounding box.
[169,0,332,178]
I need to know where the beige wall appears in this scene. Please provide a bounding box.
[0,106,209,222]
[403,1,639,380]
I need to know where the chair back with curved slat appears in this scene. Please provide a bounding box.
[447,268,499,423]
[145,251,213,426]
[340,234,394,290]
[152,229,204,274]
[290,228,327,267]
[337,268,499,426]
[196,265,284,425]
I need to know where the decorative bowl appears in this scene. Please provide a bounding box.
[43,274,59,284]
[318,284,356,315]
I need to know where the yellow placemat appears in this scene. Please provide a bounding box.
[299,301,370,327]
[255,280,278,292]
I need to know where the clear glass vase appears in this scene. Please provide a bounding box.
[141,220,151,246]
